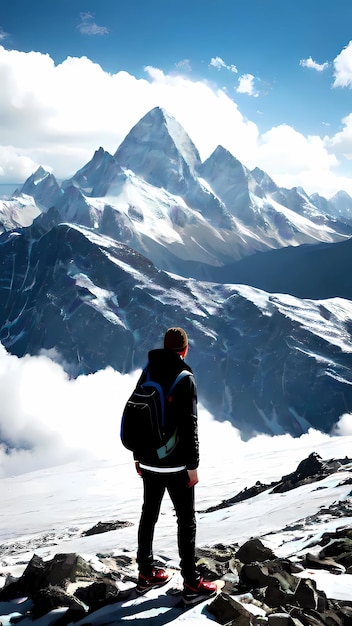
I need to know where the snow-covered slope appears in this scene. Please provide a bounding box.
[0,421,351,625]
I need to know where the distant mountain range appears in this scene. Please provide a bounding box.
[1,107,352,278]
[0,107,352,438]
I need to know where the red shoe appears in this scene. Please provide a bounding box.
[182,578,218,605]
[136,567,171,594]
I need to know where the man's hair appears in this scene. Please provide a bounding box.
[164,327,188,352]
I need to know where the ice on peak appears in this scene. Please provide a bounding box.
[114,106,201,176]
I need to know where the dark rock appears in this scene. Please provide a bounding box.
[74,579,125,611]
[319,537,352,564]
[339,604,352,625]
[43,553,98,588]
[82,520,133,536]
[207,592,255,625]
[320,528,352,544]
[0,553,98,601]
[303,552,345,574]
[31,585,86,619]
[264,577,288,608]
[0,553,47,599]
[272,453,329,493]
[240,559,300,607]
[292,578,322,610]
[294,452,325,480]
[289,605,342,626]
[236,538,276,564]
[51,606,88,626]
[204,481,274,512]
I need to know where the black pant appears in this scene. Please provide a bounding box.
[137,468,197,583]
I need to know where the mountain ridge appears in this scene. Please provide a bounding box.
[1,106,352,278]
[0,220,351,437]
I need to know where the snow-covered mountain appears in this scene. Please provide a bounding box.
[1,107,352,277]
[0,219,352,438]
[0,107,352,437]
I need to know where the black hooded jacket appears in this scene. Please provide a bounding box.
[134,348,199,470]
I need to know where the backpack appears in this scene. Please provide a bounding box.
[120,369,192,460]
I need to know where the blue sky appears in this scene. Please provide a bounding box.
[1,0,352,197]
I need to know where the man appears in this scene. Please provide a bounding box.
[133,327,217,605]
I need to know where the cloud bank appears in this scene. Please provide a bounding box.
[0,344,350,479]
[1,45,352,198]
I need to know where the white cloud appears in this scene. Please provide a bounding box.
[255,124,349,196]
[175,59,192,72]
[209,56,238,73]
[333,40,352,88]
[0,146,43,182]
[0,46,351,197]
[300,57,329,72]
[331,413,352,436]
[236,73,258,96]
[325,112,352,159]
[0,342,349,481]
[77,12,109,36]
[0,342,139,477]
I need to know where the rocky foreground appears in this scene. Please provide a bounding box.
[1,452,351,626]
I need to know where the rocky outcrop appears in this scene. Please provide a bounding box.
[203,453,351,512]
[0,553,98,601]
[1,531,351,626]
[204,536,352,625]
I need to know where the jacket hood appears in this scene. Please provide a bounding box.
[147,348,192,392]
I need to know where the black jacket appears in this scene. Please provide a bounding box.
[134,348,199,470]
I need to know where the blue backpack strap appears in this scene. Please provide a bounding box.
[167,370,192,397]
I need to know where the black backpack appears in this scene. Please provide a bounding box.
[120,369,192,460]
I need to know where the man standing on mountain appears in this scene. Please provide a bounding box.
[133,327,217,605]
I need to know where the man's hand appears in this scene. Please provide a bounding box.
[135,461,142,477]
[187,468,199,488]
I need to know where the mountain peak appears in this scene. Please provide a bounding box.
[114,107,201,191]
[14,166,61,210]
[19,166,51,187]
[65,147,123,197]
[251,167,278,192]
